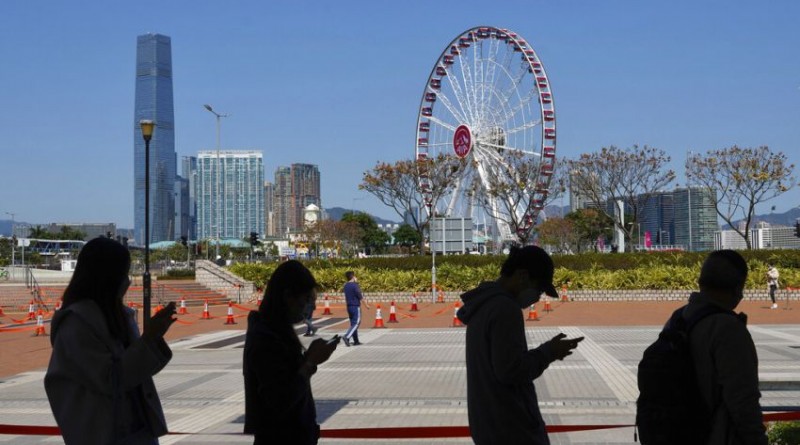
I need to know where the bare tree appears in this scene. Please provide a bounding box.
[475,150,546,245]
[360,154,461,250]
[567,145,675,251]
[686,145,795,249]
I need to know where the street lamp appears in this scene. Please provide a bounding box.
[203,104,229,259]
[139,119,155,330]
[4,212,15,266]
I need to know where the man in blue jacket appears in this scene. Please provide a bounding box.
[457,246,583,444]
[343,271,370,346]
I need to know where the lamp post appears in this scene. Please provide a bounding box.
[203,104,229,259]
[140,120,155,330]
[4,212,15,266]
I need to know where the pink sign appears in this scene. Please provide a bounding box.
[453,125,472,158]
[645,231,652,248]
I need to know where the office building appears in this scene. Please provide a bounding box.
[133,33,176,245]
[174,176,190,239]
[196,151,264,240]
[290,163,321,232]
[182,156,198,240]
[673,187,718,251]
[638,192,675,246]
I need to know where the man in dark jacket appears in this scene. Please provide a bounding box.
[457,246,583,445]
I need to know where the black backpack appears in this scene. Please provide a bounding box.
[635,305,736,445]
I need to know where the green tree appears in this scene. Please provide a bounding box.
[393,224,422,252]
[565,209,614,252]
[341,212,390,255]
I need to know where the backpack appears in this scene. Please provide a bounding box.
[635,304,736,445]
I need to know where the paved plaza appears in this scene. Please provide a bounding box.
[2,317,800,445]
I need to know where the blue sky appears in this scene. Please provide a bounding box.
[1,0,799,228]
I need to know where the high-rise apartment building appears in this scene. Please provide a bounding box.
[273,167,292,236]
[196,151,264,240]
[264,181,274,236]
[134,33,177,245]
[291,164,321,231]
[673,187,718,251]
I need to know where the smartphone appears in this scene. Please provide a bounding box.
[326,335,341,345]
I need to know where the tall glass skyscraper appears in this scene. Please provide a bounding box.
[134,33,176,246]
[196,151,265,240]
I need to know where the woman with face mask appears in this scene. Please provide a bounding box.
[243,260,339,444]
[44,237,176,445]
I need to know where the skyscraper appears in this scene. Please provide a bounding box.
[182,156,198,239]
[673,187,718,251]
[264,181,274,236]
[273,167,292,236]
[134,33,176,245]
[290,163,321,231]
[196,151,264,240]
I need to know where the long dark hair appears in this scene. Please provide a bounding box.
[62,237,131,346]
[258,260,318,350]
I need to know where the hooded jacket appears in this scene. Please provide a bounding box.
[457,282,554,445]
[243,311,319,444]
[44,300,171,445]
[684,292,767,445]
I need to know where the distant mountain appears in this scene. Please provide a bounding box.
[726,207,800,229]
[325,207,400,226]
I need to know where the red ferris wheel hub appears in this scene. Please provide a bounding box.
[453,125,472,159]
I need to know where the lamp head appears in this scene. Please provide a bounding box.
[139,120,155,142]
[204,104,213,112]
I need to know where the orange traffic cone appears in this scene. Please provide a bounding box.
[322,295,332,315]
[373,304,385,328]
[527,304,539,321]
[437,289,445,303]
[0,305,5,317]
[224,301,236,325]
[34,314,47,336]
[388,300,399,323]
[543,298,552,313]
[178,297,188,315]
[410,292,419,312]
[201,299,211,320]
[54,299,62,311]
[451,302,463,327]
[560,284,569,303]
[154,303,164,314]
[27,300,36,320]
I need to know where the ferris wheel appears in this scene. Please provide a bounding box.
[415,26,556,243]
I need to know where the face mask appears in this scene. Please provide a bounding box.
[517,286,542,308]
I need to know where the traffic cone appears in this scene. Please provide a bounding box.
[410,292,419,312]
[388,300,399,323]
[34,314,47,336]
[451,302,463,327]
[0,305,5,317]
[178,297,188,315]
[373,304,385,328]
[154,303,164,314]
[224,301,236,325]
[322,295,332,315]
[54,299,62,311]
[561,284,569,303]
[27,300,36,320]
[201,299,211,320]
[543,298,552,313]
[527,304,539,321]
[437,288,445,303]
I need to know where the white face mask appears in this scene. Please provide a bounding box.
[517,286,542,308]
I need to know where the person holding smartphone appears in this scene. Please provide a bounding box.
[456,246,583,445]
[243,260,339,444]
[45,237,176,445]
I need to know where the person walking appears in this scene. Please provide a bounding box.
[44,237,176,445]
[302,301,318,336]
[243,260,339,444]
[343,271,370,346]
[767,264,780,309]
[456,246,583,445]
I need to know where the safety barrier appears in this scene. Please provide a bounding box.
[3,410,799,438]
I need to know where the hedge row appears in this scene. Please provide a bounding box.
[228,250,800,293]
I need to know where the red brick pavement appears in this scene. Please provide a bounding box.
[2,298,798,379]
